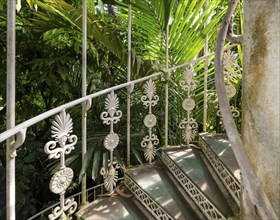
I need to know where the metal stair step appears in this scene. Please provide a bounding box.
[125,163,200,220]
[199,133,241,206]
[162,147,233,220]
[199,133,240,180]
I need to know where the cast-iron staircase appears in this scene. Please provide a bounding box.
[76,133,241,220]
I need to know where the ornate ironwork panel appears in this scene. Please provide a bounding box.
[199,137,241,206]
[179,66,198,147]
[100,91,122,192]
[124,175,173,220]
[141,79,159,163]
[217,50,241,129]
[44,110,78,220]
[161,151,227,220]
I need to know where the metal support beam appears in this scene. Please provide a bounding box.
[127,4,132,167]
[164,25,169,147]
[203,36,209,132]
[81,0,87,205]
[6,0,16,219]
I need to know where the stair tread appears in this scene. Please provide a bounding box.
[126,163,200,219]
[76,195,148,220]
[164,147,233,216]
[200,133,240,180]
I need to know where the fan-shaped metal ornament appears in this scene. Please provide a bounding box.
[100,91,122,193]
[44,110,78,220]
[180,66,198,92]
[141,78,159,164]
[179,118,198,146]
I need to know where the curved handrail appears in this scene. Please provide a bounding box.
[0,72,163,143]
[0,44,237,144]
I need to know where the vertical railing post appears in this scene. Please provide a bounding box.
[81,0,88,205]
[127,4,132,167]
[6,0,16,219]
[203,36,209,132]
[164,25,169,147]
[203,0,209,132]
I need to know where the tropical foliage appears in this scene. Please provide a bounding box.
[0,0,243,218]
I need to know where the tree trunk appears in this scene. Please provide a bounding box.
[242,0,280,219]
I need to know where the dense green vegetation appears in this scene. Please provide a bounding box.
[0,0,243,218]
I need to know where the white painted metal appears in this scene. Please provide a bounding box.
[100,91,122,192]
[217,50,240,129]
[44,110,78,219]
[81,0,88,205]
[0,71,163,143]
[203,33,209,132]
[127,4,132,167]
[141,79,159,163]
[6,0,16,219]
[166,44,238,73]
[165,25,169,147]
[179,66,198,147]
[162,151,227,220]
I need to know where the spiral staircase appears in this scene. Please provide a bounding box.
[76,133,241,220]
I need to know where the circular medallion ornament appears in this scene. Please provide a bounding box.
[49,167,73,194]
[104,133,119,151]
[225,85,236,98]
[144,114,157,128]
[182,98,195,111]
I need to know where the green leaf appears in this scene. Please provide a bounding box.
[78,146,94,183]
[91,148,101,181]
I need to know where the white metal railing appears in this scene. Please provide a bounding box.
[1,44,239,219]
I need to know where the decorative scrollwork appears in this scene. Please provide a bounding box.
[179,118,198,146]
[217,106,240,130]
[141,134,159,163]
[162,151,227,219]
[141,79,159,164]
[144,114,157,128]
[225,84,236,98]
[180,66,198,92]
[104,132,120,151]
[45,110,77,161]
[217,50,242,130]
[45,110,77,219]
[179,66,198,147]
[100,157,120,193]
[182,98,196,111]
[101,91,122,130]
[124,175,172,219]
[49,167,74,194]
[199,137,240,206]
[100,91,122,193]
[223,50,241,81]
[48,198,77,220]
[141,79,159,108]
